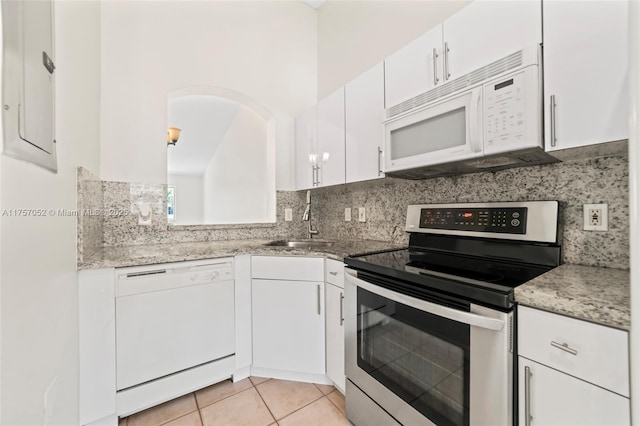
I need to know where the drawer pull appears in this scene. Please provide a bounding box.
[551,341,578,356]
[329,271,338,276]
[524,366,532,426]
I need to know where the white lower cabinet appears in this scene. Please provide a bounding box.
[251,256,327,379]
[325,283,345,392]
[325,259,345,392]
[518,358,630,426]
[518,305,630,425]
[252,278,326,375]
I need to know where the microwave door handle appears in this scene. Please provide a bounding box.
[471,90,483,153]
[349,275,505,331]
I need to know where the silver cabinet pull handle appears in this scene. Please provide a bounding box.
[377,147,383,176]
[316,165,321,187]
[432,48,439,85]
[550,95,557,147]
[340,292,344,325]
[329,271,338,276]
[317,284,321,315]
[444,42,451,81]
[551,341,578,355]
[524,366,532,426]
[311,165,315,187]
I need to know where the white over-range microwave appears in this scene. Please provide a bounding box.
[383,46,558,179]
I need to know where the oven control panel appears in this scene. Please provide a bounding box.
[419,207,527,234]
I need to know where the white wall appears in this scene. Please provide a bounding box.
[317,0,470,98]
[168,174,204,225]
[0,1,101,425]
[202,105,272,224]
[100,1,317,190]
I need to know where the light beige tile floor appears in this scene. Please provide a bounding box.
[119,377,349,426]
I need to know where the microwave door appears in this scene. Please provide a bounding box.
[384,88,483,173]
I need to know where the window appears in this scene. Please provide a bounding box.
[167,186,176,224]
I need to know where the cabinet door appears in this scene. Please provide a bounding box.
[325,283,345,392]
[317,87,346,187]
[443,0,541,80]
[252,279,325,374]
[345,63,385,183]
[295,105,317,190]
[384,24,443,108]
[543,1,628,151]
[518,358,630,426]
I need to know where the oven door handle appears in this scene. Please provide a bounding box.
[349,274,505,331]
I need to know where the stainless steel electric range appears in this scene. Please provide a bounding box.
[343,201,561,426]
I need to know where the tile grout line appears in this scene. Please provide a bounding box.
[271,389,328,423]
[325,390,345,414]
[155,393,200,426]
[193,391,205,426]
[253,381,278,424]
[195,379,255,411]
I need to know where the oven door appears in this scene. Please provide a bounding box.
[383,86,483,174]
[345,270,513,426]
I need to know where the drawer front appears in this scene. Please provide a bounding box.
[251,256,324,281]
[518,305,629,396]
[325,259,345,288]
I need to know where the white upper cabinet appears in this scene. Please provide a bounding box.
[345,63,385,183]
[294,105,317,190]
[442,0,542,81]
[384,1,541,109]
[316,87,346,187]
[543,1,628,151]
[384,24,443,108]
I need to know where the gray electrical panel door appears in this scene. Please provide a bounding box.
[21,0,55,154]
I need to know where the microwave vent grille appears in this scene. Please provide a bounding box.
[386,49,524,120]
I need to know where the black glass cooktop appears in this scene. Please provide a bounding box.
[345,234,561,309]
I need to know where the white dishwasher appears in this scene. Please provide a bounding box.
[115,259,235,391]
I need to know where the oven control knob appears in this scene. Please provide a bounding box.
[512,212,520,218]
[511,219,520,227]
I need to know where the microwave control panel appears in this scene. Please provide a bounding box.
[419,207,527,234]
[484,70,526,149]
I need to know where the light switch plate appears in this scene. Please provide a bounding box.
[284,208,293,221]
[358,207,366,222]
[345,207,351,222]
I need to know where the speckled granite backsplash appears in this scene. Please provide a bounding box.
[98,183,307,247]
[310,141,629,269]
[77,167,104,264]
[77,141,628,269]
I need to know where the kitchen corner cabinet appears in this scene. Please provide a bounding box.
[251,256,326,376]
[316,87,346,187]
[517,305,630,425]
[294,105,317,190]
[345,63,385,183]
[325,259,346,392]
[543,1,628,151]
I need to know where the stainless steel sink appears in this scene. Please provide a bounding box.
[263,240,335,248]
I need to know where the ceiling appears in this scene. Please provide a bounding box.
[167,95,240,176]
[301,0,326,10]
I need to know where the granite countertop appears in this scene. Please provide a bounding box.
[514,264,630,330]
[78,238,406,270]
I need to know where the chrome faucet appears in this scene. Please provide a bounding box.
[302,190,319,239]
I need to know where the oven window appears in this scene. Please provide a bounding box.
[357,287,470,426]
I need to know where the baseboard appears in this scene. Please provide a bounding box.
[250,366,332,385]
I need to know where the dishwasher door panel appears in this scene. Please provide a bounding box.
[116,280,235,390]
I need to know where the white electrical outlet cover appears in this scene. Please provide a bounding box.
[583,203,608,231]
[345,207,351,222]
[284,208,293,221]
